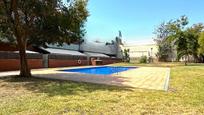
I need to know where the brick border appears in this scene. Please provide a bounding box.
[164,68,171,91]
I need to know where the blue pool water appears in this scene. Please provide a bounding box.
[60,66,136,75]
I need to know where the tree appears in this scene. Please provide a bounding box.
[123,49,130,63]
[0,0,89,77]
[156,43,172,61]
[175,32,188,64]
[169,18,204,64]
[155,16,204,64]
[167,16,190,65]
[185,24,203,62]
[199,32,204,54]
[198,32,204,62]
[154,22,173,61]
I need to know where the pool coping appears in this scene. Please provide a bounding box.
[57,66,137,76]
[0,66,170,91]
[164,68,171,91]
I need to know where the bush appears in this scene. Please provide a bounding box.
[139,56,147,63]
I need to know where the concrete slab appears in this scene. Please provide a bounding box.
[0,66,170,91]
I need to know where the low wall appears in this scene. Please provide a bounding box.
[101,58,122,65]
[0,52,43,71]
[48,54,88,68]
[0,52,122,71]
[89,57,122,65]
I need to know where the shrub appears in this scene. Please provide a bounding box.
[139,56,147,63]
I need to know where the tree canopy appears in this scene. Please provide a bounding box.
[198,32,204,55]
[0,0,88,45]
[154,16,204,64]
[0,0,89,77]
[154,21,173,61]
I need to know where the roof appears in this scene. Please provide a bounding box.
[84,52,110,58]
[47,43,79,51]
[46,41,117,55]
[13,50,38,53]
[44,48,86,56]
[81,41,116,55]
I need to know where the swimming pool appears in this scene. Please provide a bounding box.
[60,66,136,75]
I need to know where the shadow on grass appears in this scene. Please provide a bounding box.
[0,76,133,97]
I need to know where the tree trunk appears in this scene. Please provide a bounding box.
[184,61,187,66]
[18,43,31,77]
[10,0,31,77]
[185,55,187,66]
[193,54,198,63]
[202,55,204,63]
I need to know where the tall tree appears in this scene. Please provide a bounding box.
[168,17,204,64]
[165,16,190,65]
[154,21,173,61]
[155,16,204,64]
[198,31,204,62]
[185,24,204,62]
[0,0,89,77]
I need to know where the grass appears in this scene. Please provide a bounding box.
[0,63,204,114]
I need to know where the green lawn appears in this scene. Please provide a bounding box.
[0,63,204,114]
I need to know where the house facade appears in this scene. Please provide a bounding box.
[120,41,159,62]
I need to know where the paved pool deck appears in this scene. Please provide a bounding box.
[0,66,170,91]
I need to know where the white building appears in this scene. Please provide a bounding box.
[123,44,157,58]
[40,31,159,61]
[42,37,123,58]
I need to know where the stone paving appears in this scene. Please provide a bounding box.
[0,66,170,91]
[113,67,170,91]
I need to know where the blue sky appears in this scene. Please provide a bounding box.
[65,0,204,43]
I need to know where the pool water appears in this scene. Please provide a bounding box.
[60,66,136,75]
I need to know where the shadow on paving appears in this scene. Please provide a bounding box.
[0,76,133,97]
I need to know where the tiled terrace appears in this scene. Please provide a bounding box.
[0,66,170,91]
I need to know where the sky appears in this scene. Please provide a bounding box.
[64,0,204,44]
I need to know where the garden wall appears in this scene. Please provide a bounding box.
[100,57,122,65]
[89,57,122,65]
[48,54,88,68]
[0,52,122,71]
[0,52,43,71]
